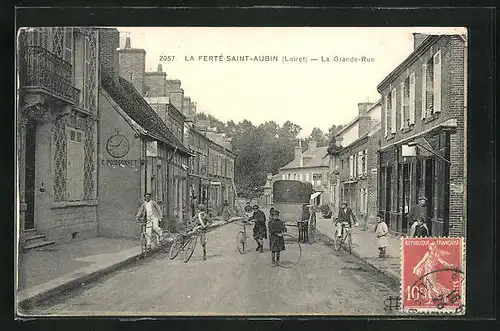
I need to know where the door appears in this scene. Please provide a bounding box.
[24,118,37,230]
[424,158,435,235]
[385,166,393,230]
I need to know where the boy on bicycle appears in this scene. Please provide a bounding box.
[189,203,212,260]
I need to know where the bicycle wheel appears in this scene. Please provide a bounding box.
[237,231,246,254]
[139,232,148,259]
[183,235,198,263]
[346,232,352,254]
[273,234,302,269]
[333,232,342,251]
[169,235,184,260]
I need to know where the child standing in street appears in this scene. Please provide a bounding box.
[268,210,287,266]
[374,212,389,258]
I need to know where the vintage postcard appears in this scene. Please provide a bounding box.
[15,26,467,316]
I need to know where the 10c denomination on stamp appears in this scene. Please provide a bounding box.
[401,237,465,314]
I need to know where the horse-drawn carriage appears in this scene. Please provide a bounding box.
[272,180,317,243]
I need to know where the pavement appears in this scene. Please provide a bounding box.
[16,216,244,310]
[315,213,401,283]
[22,221,400,316]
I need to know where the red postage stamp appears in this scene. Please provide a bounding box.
[401,237,465,314]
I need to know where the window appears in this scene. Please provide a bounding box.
[391,88,397,133]
[299,173,303,181]
[349,155,354,178]
[363,149,368,174]
[401,77,410,130]
[433,51,442,113]
[384,95,390,137]
[423,56,435,118]
[409,73,416,125]
[67,127,85,201]
[305,173,310,181]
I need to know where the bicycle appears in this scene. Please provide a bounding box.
[270,232,302,268]
[137,220,166,259]
[169,225,205,263]
[333,221,352,253]
[236,219,253,254]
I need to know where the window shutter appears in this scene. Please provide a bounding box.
[400,82,405,130]
[391,88,397,133]
[358,151,362,176]
[409,73,416,124]
[421,64,427,119]
[384,95,389,137]
[433,51,442,113]
[364,149,368,174]
[349,156,353,178]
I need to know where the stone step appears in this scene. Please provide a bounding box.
[23,240,56,252]
[24,234,47,245]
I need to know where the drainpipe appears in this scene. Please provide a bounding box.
[166,146,178,232]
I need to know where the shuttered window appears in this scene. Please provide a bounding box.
[409,72,416,124]
[384,95,389,137]
[400,82,405,130]
[421,64,427,119]
[433,51,442,113]
[391,88,397,133]
[363,149,368,174]
[67,127,85,201]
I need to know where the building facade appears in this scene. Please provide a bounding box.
[377,33,467,237]
[327,101,381,218]
[278,140,330,206]
[17,27,100,248]
[98,30,192,237]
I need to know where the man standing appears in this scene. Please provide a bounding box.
[248,204,267,253]
[408,196,428,237]
[136,193,163,248]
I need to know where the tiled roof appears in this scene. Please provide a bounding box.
[101,72,191,155]
[281,146,329,170]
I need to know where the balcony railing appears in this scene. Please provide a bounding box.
[22,46,80,104]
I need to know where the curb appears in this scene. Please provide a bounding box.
[315,228,400,285]
[17,217,245,311]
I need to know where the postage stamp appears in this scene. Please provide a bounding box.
[401,237,466,314]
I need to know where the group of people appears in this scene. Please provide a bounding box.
[137,192,212,261]
[244,202,287,266]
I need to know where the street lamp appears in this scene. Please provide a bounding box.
[407,141,451,164]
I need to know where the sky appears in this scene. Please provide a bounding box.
[116,27,465,138]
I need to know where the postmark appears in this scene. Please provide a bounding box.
[401,237,465,314]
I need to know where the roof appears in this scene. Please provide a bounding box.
[101,72,191,155]
[376,35,460,92]
[335,99,382,137]
[281,146,329,170]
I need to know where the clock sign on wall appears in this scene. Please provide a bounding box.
[106,134,130,158]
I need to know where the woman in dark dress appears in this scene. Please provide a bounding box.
[248,204,267,253]
[268,210,287,266]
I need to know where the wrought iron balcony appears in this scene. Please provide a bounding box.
[21,46,80,104]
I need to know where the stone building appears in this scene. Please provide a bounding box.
[98,30,192,236]
[17,27,99,250]
[278,140,330,206]
[377,33,467,237]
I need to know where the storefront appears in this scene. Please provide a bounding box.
[378,130,452,237]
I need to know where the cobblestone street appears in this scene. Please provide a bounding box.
[23,223,400,316]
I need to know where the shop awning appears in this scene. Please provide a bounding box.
[310,192,322,201]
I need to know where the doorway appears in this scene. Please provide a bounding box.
[24,118,37,230]
[402,163,410,233]
[424,158,435,235]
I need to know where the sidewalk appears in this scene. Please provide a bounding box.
[16,216,243,308]
[315,214,401,283]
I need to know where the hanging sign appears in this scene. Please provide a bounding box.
[146,141,158,157]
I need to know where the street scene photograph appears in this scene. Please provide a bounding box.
[15,26,467,316]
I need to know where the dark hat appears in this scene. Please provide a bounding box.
[376,212,385,219]
[341,201,348,205]
[144,192,152,197]
[418,196,427,201]
[252,204,259,209]
[274,210,280,215]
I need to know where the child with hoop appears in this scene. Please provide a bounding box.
[268,210,287,266]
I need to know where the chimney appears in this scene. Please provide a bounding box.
[98,28,120,81]
[165,79,183,111]
[157,63,162,71]
[295,146,303,167]
[144,62,167,97]
[182,96,191,117]
[413,33,430,50]
[358,102,374,116]
[185,101,196,122]
[308,140,317,151]
[358,116,372,137]
[118,37,146,95]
